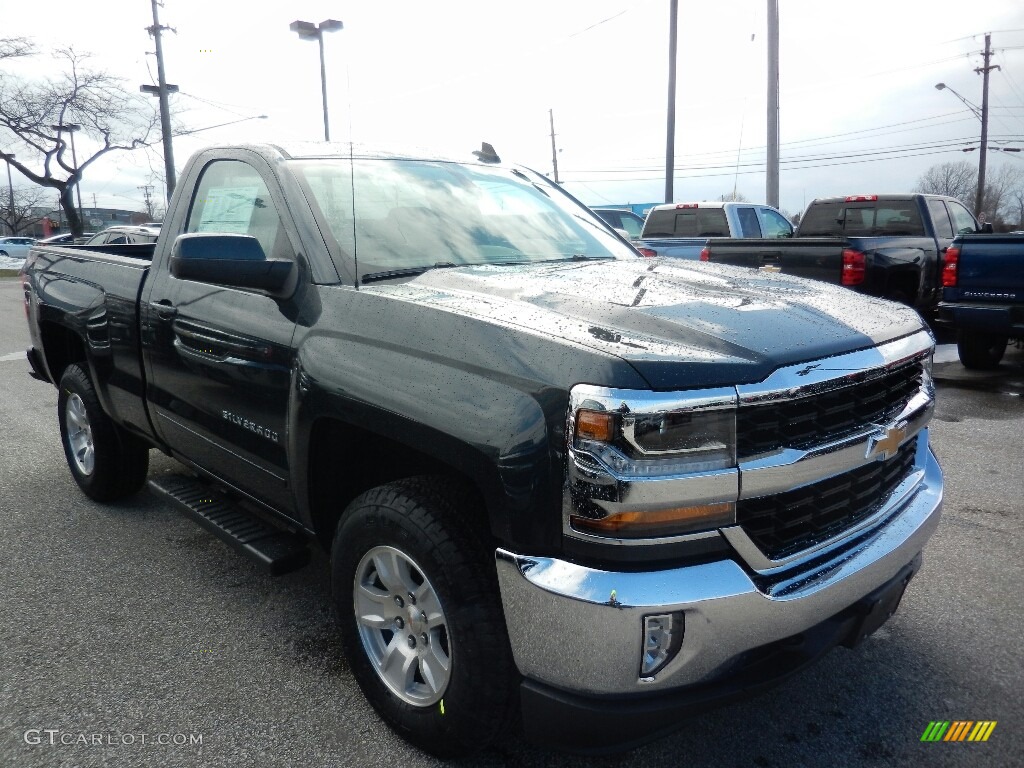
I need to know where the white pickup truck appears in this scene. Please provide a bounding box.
[635,201,793,259]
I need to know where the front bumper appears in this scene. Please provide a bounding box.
[517,554,920,753]
[494,445,941,746]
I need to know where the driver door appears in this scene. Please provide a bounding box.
[142,156,300,512]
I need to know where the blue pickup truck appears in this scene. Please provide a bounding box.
[634,201,794,259]
[937,233,1024,368]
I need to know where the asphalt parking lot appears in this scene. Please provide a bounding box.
[1,278,1021,767]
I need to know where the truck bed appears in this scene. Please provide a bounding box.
[25,243,154,440]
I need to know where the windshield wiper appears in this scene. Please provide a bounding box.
[361,262,462,284]
[511,168,551,197]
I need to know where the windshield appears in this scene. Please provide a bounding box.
[292,158,636,282]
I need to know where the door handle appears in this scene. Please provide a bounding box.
[150,300,177,320]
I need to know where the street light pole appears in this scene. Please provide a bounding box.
[290,19,343,142]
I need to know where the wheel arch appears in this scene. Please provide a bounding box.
[39,320,88,385]
[303,415,509,551]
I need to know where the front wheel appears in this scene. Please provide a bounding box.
[58,364,150,501]
[332,478,517,758]
[957,329,1008,370]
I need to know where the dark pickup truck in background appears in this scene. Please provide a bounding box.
[700,194,989,314]
[20,143,942,756]
[938,233,1024,368]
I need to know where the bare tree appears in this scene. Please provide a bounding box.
[0,36,34,60]
[1010,187,1024,229]
[978,163,1024,226]
[915,161,976,207]
[915,160,1024,226]
[0,45,158,236]
[0,184,49,235]
[718,191,751,203]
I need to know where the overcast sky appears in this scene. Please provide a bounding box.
[2,0,1023,218]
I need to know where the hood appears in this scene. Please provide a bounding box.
[363,258,926,390]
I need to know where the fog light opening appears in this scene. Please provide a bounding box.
[640,612,684,678]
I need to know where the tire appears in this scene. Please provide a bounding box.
[0,250,8,257]
[332,478,517,758]
[58,364,150,501]
[957,329,1008,370]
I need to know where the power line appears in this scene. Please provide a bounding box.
[562,135,1019,175]
[600,111,979,165]
[561,146,986,183]
[568,8,629,38]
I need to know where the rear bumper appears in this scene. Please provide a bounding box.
[937,302,1024,336]
[494,446,942,750]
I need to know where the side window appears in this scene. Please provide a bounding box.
[619,214,643,239]
[946,200,978,235]
[927,199,954,239]
[186,160,290,260]
[736,207,762,238]
[759,209,793,239]
[107,234,128,245]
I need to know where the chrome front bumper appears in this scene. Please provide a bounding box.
[495,444,942,696]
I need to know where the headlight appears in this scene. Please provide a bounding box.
[572,394,736,478]
[567,387,739,540]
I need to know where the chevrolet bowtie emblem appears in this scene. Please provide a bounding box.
[867,422,907,461]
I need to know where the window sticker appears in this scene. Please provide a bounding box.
[196,186,260,234]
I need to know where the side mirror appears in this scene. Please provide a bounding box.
[170,233,294,292]
[980,222,994,234]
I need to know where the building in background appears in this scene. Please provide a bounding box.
[26,207,152,238]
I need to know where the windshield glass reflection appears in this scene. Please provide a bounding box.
[292,158,635,281]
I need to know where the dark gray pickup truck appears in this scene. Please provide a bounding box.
[21,143,942,756]
[701,194,988,313]
[938,233,1024,368]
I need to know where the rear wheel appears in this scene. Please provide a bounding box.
[957,329,1008,370]
[332,478,517,758]
[58,364,150,501]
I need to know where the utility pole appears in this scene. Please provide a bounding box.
[974,33,999,216]
[144,0,178,199]
[665,0,678,203]
[138,185,155,219]
[549,109,560,183]
[766,0,780,208]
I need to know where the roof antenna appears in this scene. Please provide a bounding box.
[472,142,501,163]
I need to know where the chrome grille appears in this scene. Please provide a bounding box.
[737,437,918,560]
[737,360,923,459]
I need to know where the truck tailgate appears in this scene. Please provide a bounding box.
[703,237,846,284]
[950,235,1024,303]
